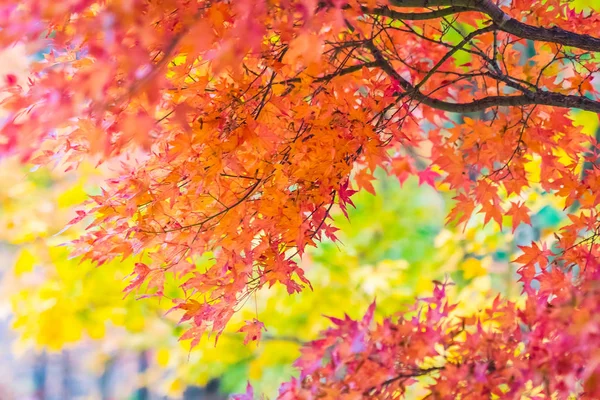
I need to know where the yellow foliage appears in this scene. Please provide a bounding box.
[156,348,171,367]
[460,257,488,280]
[9,245,148,350]
[14,249,36,275]
[168,378,185,397]
[570,0,600,13]
[524,155,541,184]
[569,109,600,136]
[56,182,89,209]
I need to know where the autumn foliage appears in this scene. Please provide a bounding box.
[3,0,600,398]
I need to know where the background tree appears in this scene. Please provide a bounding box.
[2,0,600,398]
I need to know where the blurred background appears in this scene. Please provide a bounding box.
[0,44,587,400]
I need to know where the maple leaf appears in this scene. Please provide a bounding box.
[231,382,254,400]
[417,167,440,188]
[238,318,266,345]
[362,300,376,326]
[337,180,357,219]
[514,242,554,268]
[176,299,202,323]
[479,200,503,229]
[355,168,376,195]
[66,210,87,226]
[390,156,414,185]
[123,262,151,295]
[514,242,554,286]
[507,201,531,233]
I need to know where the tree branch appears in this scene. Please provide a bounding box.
[414,92,600,114]
[476,0,600,52]
[273,61,379,86]
[413,25,495,92]
[364,6,477,21]
[387,0,600,52]
[365,40,600,114]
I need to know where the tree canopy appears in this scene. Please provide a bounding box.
[3,0,600,398]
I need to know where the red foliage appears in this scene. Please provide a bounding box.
[279,271,600,398]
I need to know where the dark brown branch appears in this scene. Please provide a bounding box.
[387,0,600,52]
[364,6,477,21]
[365,40,600,114]
[363,366,444,396]
[416,92,600,114]
[389,0,475,5]
[476,0,600,52]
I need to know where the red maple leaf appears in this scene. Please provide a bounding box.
[238,318,266,345]
[338,180,357,219]
[123,262,151,295]
[417,167,440,188]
